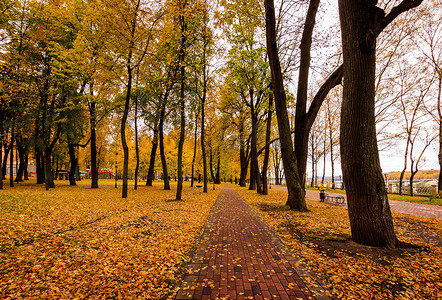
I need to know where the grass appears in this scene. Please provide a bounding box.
[0,178,219,299]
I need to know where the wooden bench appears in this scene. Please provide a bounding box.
[324,194,345,204]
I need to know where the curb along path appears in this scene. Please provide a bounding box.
[175,185,332,300]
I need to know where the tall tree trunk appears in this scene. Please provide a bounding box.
[191,114,198,188]
[294,0,320,189]
[159,101,170,190]
[261,90,273,195]
[239,145,248,187]
[201,95,208,192]
[89,90,98,189]
[399,136,409,195]
[44,144,56,190]
[68,143,77,186]
[249,95,261,192]
[23,150,28,180]
[322,138,326,185]
[15,142,26,182]
[176,64,186,200]
[265,0,307,211]
[9,127,14,187]
[209,146,216,182]
[2,142,10,180]
[121,64,133,198]
[134,97,139,190]
[438,75,441,192]
[409,169,416,196]
[0,107,2,189]
[215,148,221,184]
[36,151,44,184]
[146,120,159,186]
[338,0,398,247]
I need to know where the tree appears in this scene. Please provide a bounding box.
[411,2,442,192]
[338,0,423,247]
[264,0,307,210]
[102,0,160,198]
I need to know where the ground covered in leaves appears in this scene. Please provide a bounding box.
[236,187,442,300]
[0,179,218,299]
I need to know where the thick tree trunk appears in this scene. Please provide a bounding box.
[264,0,307,211]
[146,121,159,186]
[15,143,26,182]
[261,90,273,195]
[44,146,55,190]
[159,102,170,190]
[36,150,44,184]
[338,0,398,247]
[68,143,77,186]
[239,145,248,187]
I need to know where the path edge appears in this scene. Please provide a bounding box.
[233,185,338,300]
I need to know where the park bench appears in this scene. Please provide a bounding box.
[319,190,345,205]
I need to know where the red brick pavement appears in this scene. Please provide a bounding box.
[174,185,333,300]
[271,186,442,220]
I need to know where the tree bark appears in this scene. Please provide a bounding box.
[9,126,14,187]
[159,101,170,190]
[2,142,10,180]
[134,96,139,190]
[191,113,198,188]
[15,142,26,183]
[176,63,186,200]
[294,0,320,189]
[146,118,159,186]
[264,0,307,211]
[89,91,98,189]
[249,97,258,191]
[201,94,208,192]
[215,148,221,184]
[121,63,133,198]
[209,146,215,183]
[0,107,3,189]
[438,75,442,192]
[261,89,273,195]
[68,143,77,186]
[338,0,398,247]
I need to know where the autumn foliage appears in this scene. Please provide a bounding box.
[0,180,218,299]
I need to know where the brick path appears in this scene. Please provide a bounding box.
[175,185,332,300]
[272,186,442,220]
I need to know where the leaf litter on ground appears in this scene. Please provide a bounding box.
[235,187,442,300]
[0,180,219,299]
